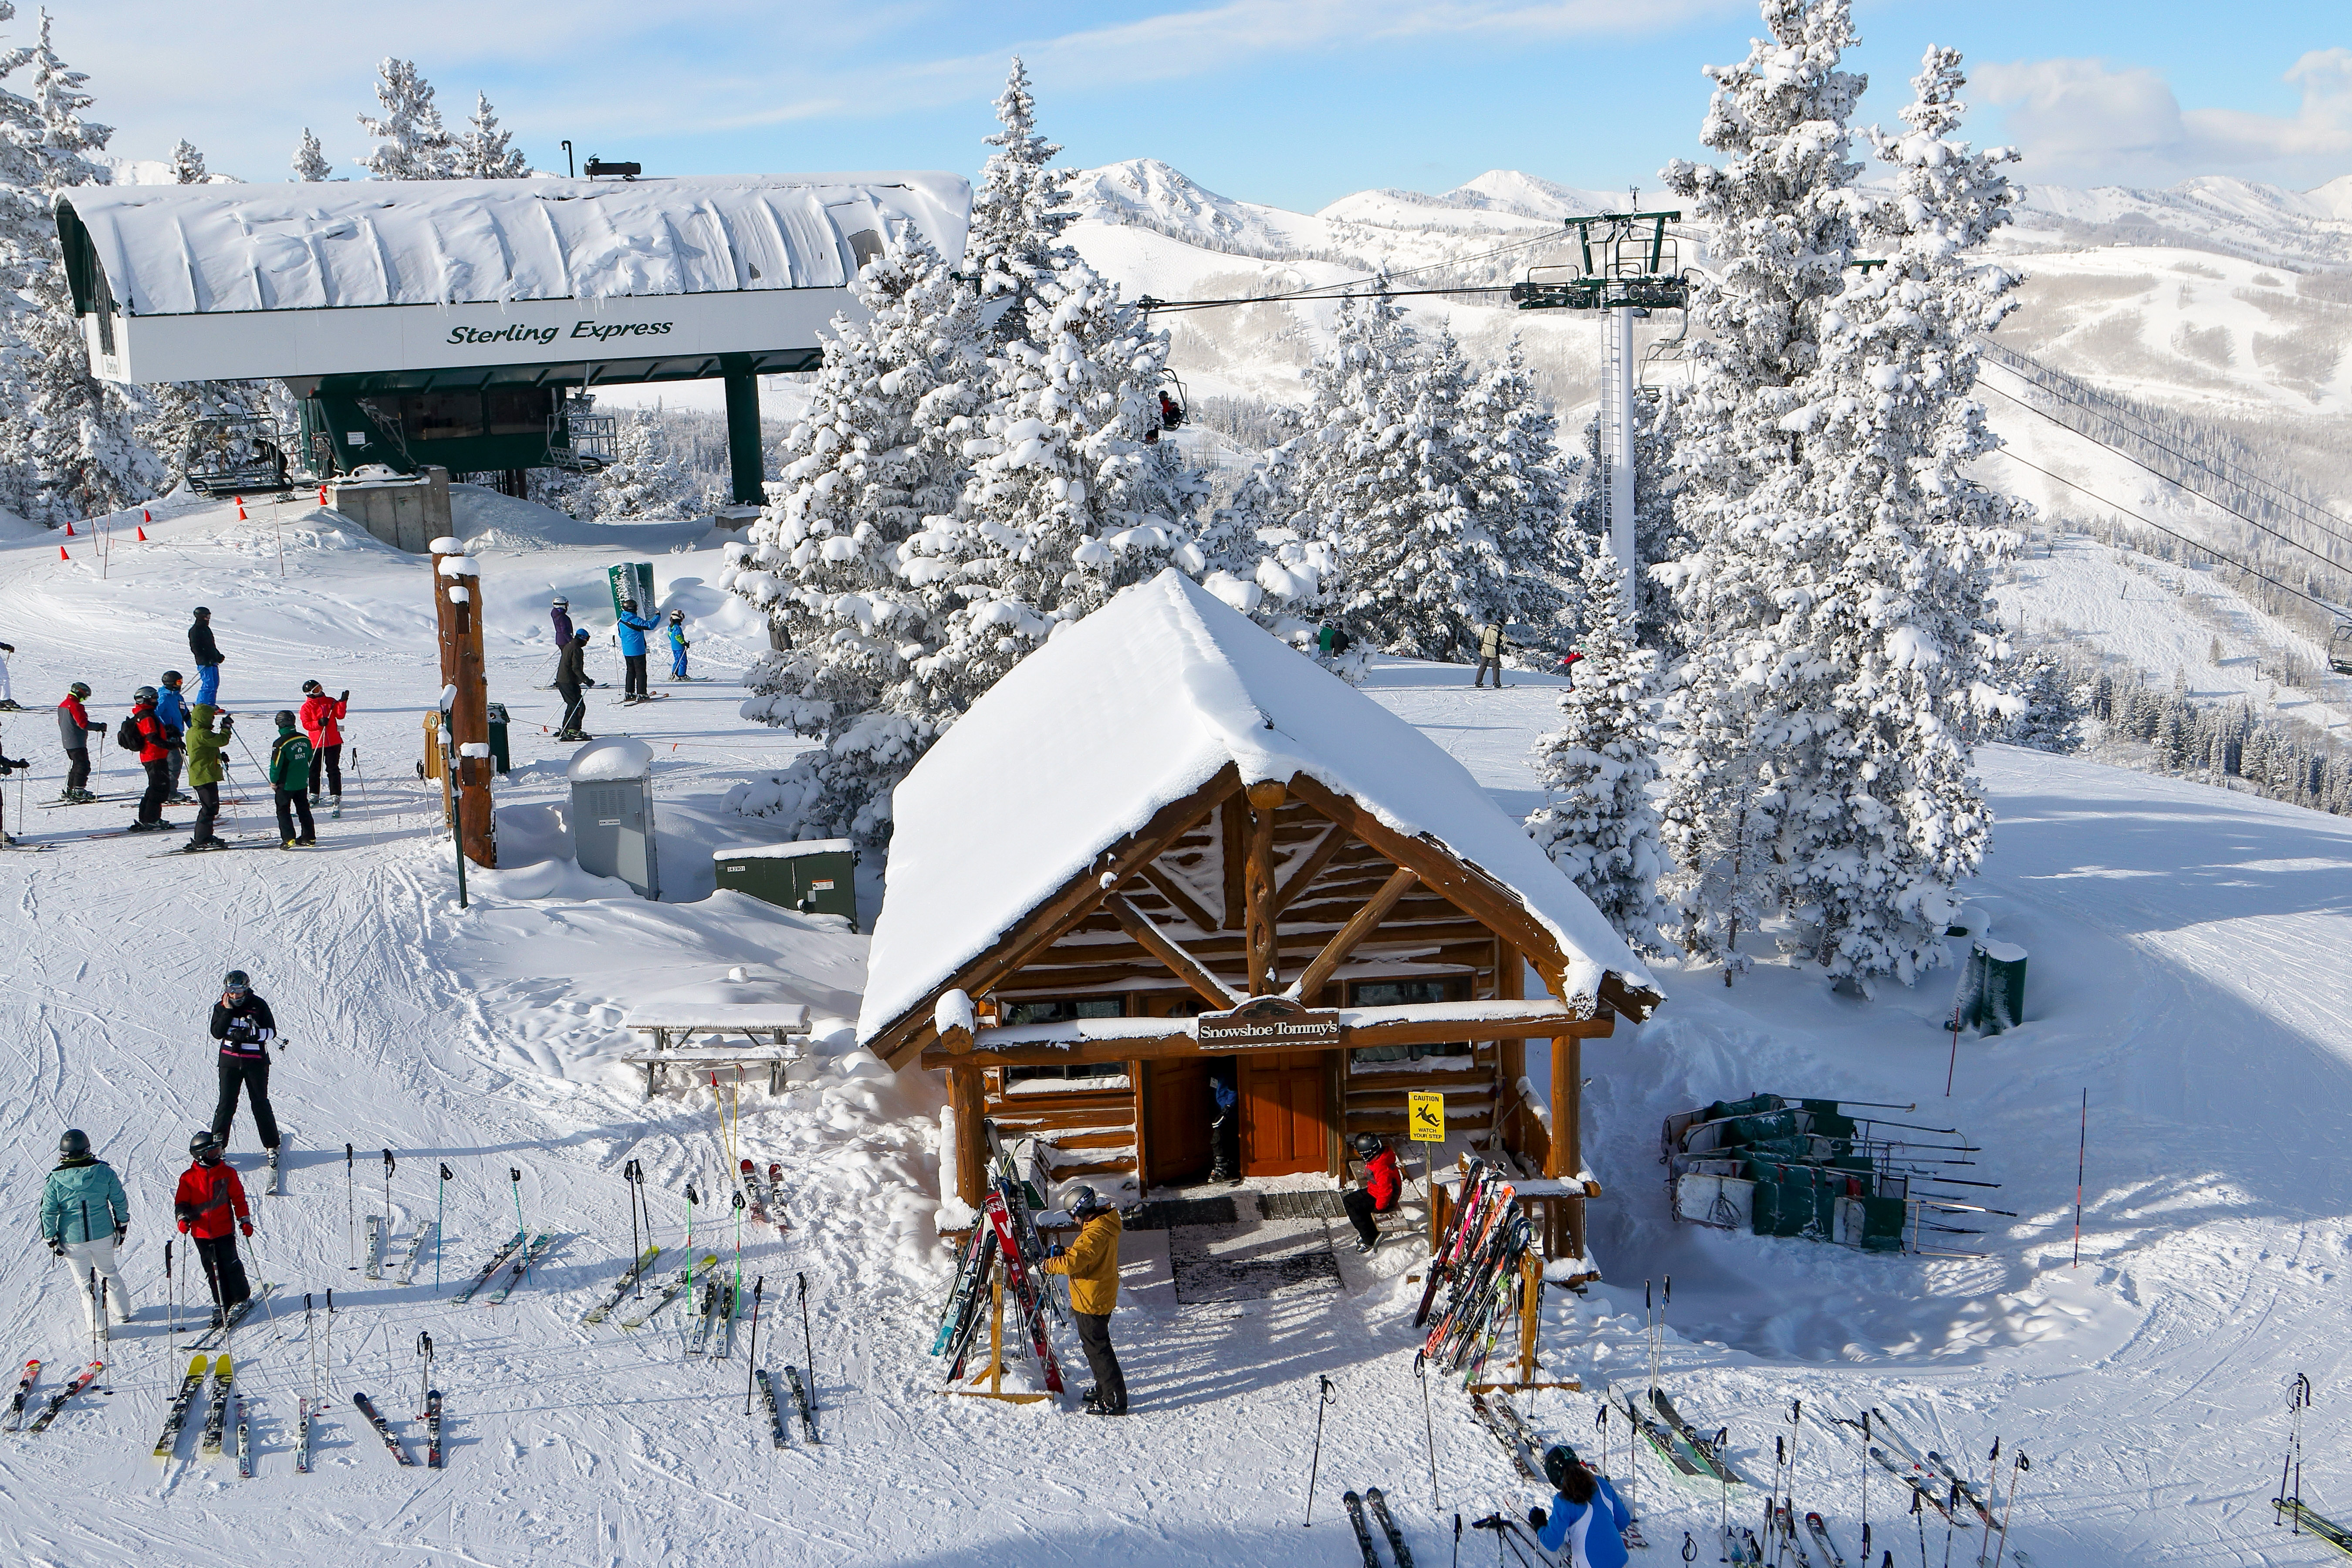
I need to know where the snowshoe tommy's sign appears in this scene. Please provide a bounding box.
[1195,997,1341,1050]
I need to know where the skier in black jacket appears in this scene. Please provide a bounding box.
[209,969,282,1170]
[188,608,223,706]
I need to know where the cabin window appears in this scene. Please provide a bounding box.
[1003,997,1128,1084]
[1347,978,1470,1066]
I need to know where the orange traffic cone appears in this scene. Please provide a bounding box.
[234,496,247,521]
[58,544,69,560]
[136,525,147,541]
[142,508,152,524]
[63,520,74,535]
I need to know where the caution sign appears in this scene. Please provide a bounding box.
[1406,1090,1446,1144]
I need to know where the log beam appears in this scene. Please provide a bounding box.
[949,1065,988,1207]
[1136,862,1218,935]
[1271,824,1349,918]
[1244,781,1285,994]
[1105,894,1245,1011]
[1290,867,1420,1004]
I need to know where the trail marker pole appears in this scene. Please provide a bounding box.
[1303,1373,1336,1527]
[2072,1089,2088,1268]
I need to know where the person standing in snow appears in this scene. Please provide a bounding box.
[55,682,101,801]
[182,706,232,851]
[1473,619,1507,688]
[614,595,657,703]
[128,685,182,832]
[1040,1186,1125,1416]
[1207,1060,1241,1185]
[41,1130,132,1335]
[555,629,594,741]
[1531,1446,1634,1568]
[298,679,348,816]
[187,608,223,706]
[0,637,17,710]
[550,595,574,648]
[666,609,690,681]
[156,670,193,805]
[173,1130,252,1328]
[1342,1132,1402,1253]
[209,969,282,1160]
[268,710,315,847]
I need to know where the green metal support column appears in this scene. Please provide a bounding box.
[721,355,763,508]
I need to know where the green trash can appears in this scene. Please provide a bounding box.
[713,838,859,930]
[486,703,510,775]
[608,562,654,620]
[1953,939,2027,1034]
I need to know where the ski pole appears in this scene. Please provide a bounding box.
[2282,1374,2311,1526]
[437,1163,451,1291]
[417,1332,433,1422]
[798,1272,815,1421]
[1980,1438,2001,1562]
[625,1159,644,1300]
[2072,1088,2087,1268]
[1303,1373,1336,1526]
[1989,1455,2028,1568]
[1862,1409,1871,1553]
[742,1276,764,1416]
[685,1180,698,1250]
[1415,1349,1439,1507]
[1911,1487,1926,1568]
[345,1143,355,1269]
[510,1166,525,1240]
[166,1237,176,1366]
[383,1149,395,1244]
[733,1190,746,1307]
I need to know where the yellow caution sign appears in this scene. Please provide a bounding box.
[1406,1090,1446,1144]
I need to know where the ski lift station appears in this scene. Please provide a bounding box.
[54,172,971,507]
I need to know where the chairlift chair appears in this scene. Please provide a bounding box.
[546,397,618,472]
[2329,620,2352,676]
[183,413,291,494]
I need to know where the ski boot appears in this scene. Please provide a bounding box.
[331,795,342,820]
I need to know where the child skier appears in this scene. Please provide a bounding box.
[41,1129,132,1335]
[173,1130,252,1328]
[182,706,232,851]
[55,682,102,801]
[615,595,658,702]
[298,679,348,815]
[1531,1446,1634,1567]
[667,609,690,681]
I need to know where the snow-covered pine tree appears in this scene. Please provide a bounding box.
[453,92,526,179]
[1526,545,1667,949]
[1997,653,2082,753]
[721,230,988,845]
[168,138,205,184]
[966,57,1076,344]
[1,13,158,523]
[292,127,331,181]
[590,410,696,519]
[358,58,453,181]
[1458,334,1571,634]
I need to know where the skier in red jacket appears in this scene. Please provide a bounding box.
[298,679,348,815]
[1343,1132,1403,1253]
[173,1129,253,1326]
[128,686,181,831]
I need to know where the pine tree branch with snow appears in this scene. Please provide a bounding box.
[455,92,527,179]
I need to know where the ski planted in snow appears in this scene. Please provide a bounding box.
[1771,1500,1814,1566]
[1366,1487,1416,1568]
[450,1231,526,1305]
[1341,1490,1382,1568]
[237,1391,253,1478]
[1651,1387,1745,1485]
[153,1355,208,1459]
[295,1395,314,1474]
[365,1214,384,1279]
[393,1220,437,1285]
[737,1159,781,1230]
[1804,1512,1847,1567]
[1624,1391,1717,1492]
[199,1355,235,1458]
[26,1360,102,1434]
[485,1233,555,1305]
[351,1391,413,1465]
[755,1368,790,1450]
[3,1359,37,1433]
[786,1365,818,1443]
[713,1278,741,1359]
[582,1244,663,1325]
[2278,1500,2352,1560]
[184,1284,276,1352]
[618,1253,718,1330]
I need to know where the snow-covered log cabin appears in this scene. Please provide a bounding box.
[857,572,1663,1262]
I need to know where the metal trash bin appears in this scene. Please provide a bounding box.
[487,702,510,775]
[568,737,659,900]
[713,838,858,929]
[1951,939,2027,1034]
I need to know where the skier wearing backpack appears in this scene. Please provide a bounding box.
[666,609,689,681]
[187,608,223,706]
[182,705,232,851]
[173,1130,252,1327]
[267,710,314,847]
[55,682,101,801]
[614,595,658,702]
[41,1129,133,1334]
[1531,1445,1633,1567]
[298,679,347,814]
[125,686,181,831]
[209,969,282,1159]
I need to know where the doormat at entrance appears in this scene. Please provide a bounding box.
[1170,1219,1341,1306]
[1124,1196,1253,1230]
[1258,1189,1348,1220]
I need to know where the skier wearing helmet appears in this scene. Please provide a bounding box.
[208,970,282,1166]
[614,595,658,703]
[666,608,690,682]
[173,1129,252,1327]
[41,1129,132,1335]
[298,679,349,815]
[1040,1185,1125,1415]
[268,710,315,847]
[187,607,223,706]
[549,595,574,649]
[1531,1444,1634,1567]
[55,681,102,801]
[1342,1132,1402,1253]
[127,685,181,831]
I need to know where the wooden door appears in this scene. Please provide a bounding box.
[1143,1058,1212,1187]
[1241,1050,1330,1177]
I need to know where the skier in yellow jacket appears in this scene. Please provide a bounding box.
[1041,1186,1125,1415]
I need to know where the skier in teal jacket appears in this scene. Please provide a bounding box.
[41,1129,133,1332]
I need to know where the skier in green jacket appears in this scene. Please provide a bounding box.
[181,704,232,852]
[41,1130,132,1334]
[268,710,315,847]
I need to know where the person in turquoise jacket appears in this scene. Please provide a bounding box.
[41,1129,133,1333]
[615,595,658,703]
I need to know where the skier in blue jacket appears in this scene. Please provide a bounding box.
[41,1129,133,1334]
[155,670,193,804]
[666,609,690,681]
[614,595,658,703]
[1533,1446,1633,1567]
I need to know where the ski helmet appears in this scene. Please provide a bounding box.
[193,606,211,618]
[134,685,158,703]
[223,970,251,994]
[1065,1185,1103,1218]
[573,629,588,642]
[189,1129,222,1160]
[552,596,568,608]
[669,609,683,621]
[162,669,183,685]
[274,710,297,728]
[68,682,89,699]
[1353,1132,1383,1158]
[302,679,322,694]
[58,1129,89,1160]
[619,596,637,608]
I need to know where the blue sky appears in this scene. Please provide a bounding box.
[58,1,2352,208]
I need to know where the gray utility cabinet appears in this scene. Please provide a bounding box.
[568,739,659,900]
[713,838,858,929]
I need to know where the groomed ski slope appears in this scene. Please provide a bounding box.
[0,495,2345,1565]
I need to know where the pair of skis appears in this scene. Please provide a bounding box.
[752,1366,820,1449]
[1342,1487,1415,1568]
[618,1253,719,1330]
[26,1359,103,1435]
[737,1159,788,1230]
[451,1231,555,1306]
[581,1244,663,1325]
[149,1354,232,1466]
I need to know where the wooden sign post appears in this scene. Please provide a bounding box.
[943,1262,1051,1406]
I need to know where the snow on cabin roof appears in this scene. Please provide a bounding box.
[856,570,1659,1051]
[57,173,971,317]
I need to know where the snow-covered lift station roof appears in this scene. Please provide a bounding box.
[858,571,1662,1070]
[56,172,971,387]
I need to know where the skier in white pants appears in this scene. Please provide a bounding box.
[41,1129,132,1333]
[0,638,16,709]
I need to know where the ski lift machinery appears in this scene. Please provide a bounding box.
[1509,206,1690,618]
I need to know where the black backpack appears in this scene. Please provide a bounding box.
[115,714,143,753]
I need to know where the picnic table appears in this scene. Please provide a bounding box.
[619,1003,813,1099]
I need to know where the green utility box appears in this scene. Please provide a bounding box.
[713,838,859,930]
[1952,939,2028,1035]
[608,562,654,620]
[487,702,510,774]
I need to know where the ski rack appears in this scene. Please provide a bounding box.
[1466,1252,1582,1396]
[940,1255,1051,1407]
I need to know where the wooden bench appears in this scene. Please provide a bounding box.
[620,1005,813,1100]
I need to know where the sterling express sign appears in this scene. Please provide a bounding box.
[1195,997,1341,1051]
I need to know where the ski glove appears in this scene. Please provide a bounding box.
[45,1237,62,1257]
[1048,1243,1065,1259]
[1527,1508,1547,1528]
[339,690,349,703]
[113,1223,127,1244]
[239,1222,253,1238]
[176,1220,190,1234]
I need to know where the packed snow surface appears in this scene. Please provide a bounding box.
[0,497,2344,1564]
